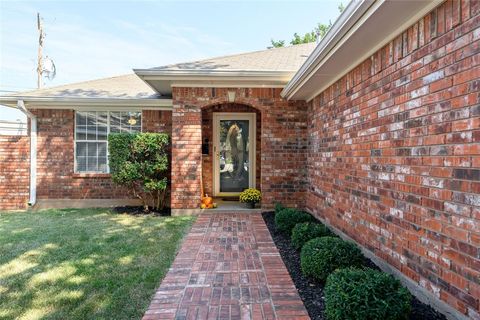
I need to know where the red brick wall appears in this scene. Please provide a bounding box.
[0,136,30,210]
[201,103,261,196]
[306,1,480,317]
[31,109,172,200]
[171,87,308,210]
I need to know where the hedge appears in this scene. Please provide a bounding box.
[300,236,364,281]
[325,267,412,320]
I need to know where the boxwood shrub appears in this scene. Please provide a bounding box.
[291,222,333,249]
[274,202,285,214]
[274,208,314,234]
[300,236,364,281]
[325,267,412,320]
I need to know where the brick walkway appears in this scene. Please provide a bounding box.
[143,213,309,320]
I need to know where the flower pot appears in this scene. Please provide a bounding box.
[245,202,256,209]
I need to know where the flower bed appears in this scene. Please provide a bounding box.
[262,211,447,320]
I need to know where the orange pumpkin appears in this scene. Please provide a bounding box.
[202,194,213,206]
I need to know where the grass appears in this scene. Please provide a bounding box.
[0,208,195,320]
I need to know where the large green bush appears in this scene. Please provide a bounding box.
[274,208,314,234]
[300,236,364,281]
[325,267,412,320]
[291,222,333,249]
[109,132,169,211]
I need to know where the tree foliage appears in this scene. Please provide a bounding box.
[270,2,345,48]
[108,132,169,212]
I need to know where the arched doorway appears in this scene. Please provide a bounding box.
[201,103,261,198]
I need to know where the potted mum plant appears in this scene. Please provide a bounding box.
[239,188,261,208]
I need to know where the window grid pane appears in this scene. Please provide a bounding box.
[110,112,141,134]
[75,111,140,173]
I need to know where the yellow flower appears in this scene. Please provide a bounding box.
[239,188,261,203]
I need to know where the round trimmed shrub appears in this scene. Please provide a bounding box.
[291,222,333,249]
[325,267,412,320]
[274,202,285,214]
[300,237,364,281]
[274,208,314,234]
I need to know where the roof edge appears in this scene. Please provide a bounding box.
[133,69,296,77]
[134,70,297,96]
[0,96,173,108]
[281,0,376,99]
[282,0,443,101]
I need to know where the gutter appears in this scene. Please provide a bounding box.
[16,100,37,207]
[0,96,173,108]
[282,0,443,101]
[133,69,295,77]
[134,69,296,82]
[133,69,297,96]
[281,0,374,99]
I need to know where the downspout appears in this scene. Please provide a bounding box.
[17,100,37,207]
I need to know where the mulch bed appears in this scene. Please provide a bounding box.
[113,206,171,216]
[262,212,447,320]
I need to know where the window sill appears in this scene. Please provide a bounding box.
[73,173,111,179]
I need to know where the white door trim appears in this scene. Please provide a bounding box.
[212,112,256,197]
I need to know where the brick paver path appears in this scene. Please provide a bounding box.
[143,213,309,320]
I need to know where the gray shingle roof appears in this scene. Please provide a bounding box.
[146,43,316,72]
[7,74,159,99]
[5,43,317,99]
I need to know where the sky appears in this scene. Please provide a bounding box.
[0,0,343,121]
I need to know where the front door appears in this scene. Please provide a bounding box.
[213,113,256,196]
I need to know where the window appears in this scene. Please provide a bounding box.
[75,111,141,173]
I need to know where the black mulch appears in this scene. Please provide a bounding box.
[262,212,447,320]
[113,206,171,216]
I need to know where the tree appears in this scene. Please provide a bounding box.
[108,132,169,212]
[270,39,286,48]
[290,31,316,45]
[270,2,345,48]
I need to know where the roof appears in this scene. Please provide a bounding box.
[134,43,317,95]
[144,42,316,72]
[3,43,317,102]
[6,74,159,99]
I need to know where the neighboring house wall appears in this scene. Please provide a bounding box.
[0,120,28,136]
[306,1,480,317]
[171,87,308,210]
[0,135,30,210]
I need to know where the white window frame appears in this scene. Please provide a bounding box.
[74,110,142,174]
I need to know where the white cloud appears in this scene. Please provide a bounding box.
[1,4,238,91]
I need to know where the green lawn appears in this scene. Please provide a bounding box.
[0,208,195,320]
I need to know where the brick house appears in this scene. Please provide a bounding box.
[1,0,479,318]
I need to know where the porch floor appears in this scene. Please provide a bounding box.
[212,199,260,211]
[142,213,308,320]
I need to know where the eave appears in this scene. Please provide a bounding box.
[0,96,173,110]
[282,0,443,102]
[133,69,296,95]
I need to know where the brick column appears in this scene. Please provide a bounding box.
[171,103,202,211]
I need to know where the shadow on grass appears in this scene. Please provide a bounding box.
[0,208,194,320]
